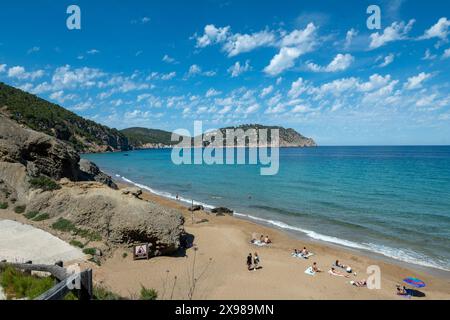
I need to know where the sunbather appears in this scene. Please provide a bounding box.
[396,285,408,296]
[350,280,367,287]
[334,259,352,273]
[264,235,272,244]
[328,267,350,278]
[301,247,309,256]
[312,262,322,273]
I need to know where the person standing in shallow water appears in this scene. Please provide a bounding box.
[247,253,253,271]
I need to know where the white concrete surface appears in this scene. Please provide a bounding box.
[0,220,85,264]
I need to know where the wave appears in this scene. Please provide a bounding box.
[117,174,450,272]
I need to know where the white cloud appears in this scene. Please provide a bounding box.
[422,49,437,60]
[188,64,202,76]
[228,60,251,77]
[141,17,151,24]
[260,85,274,98]
[27,46,40,54]
[306,53,354,72]
[379,53,395,67]
[195,24,230,48]
[443,48,450,59]
[288,77,307,98]
[264,47,302,76]
[206,88,221,97]
[87,49,100,55]
[404,72,432,90]
[162,54,177,64]
[420,17,450,40]
[161,72,176,80]
[224,30,276,57]
[279,23,317,48]
[369,20,415,49]
[0,64,6,73]
[51,65,104,90]
[49,90,77,104]
[7,66,44,81]
[345,28,358,48]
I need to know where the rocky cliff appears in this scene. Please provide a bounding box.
[0,114,184,256]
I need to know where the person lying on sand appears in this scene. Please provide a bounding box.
[312,262,323,273]
[396,285,408,296]
[334,260,353,273]
[328,267,350,278]
[350,280,367,287]
[247,253,253,271]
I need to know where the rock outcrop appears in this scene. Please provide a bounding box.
[0,114,184,256]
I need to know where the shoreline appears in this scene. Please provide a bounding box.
[113,173,450,277]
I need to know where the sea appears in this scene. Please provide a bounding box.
[83,146,450,273]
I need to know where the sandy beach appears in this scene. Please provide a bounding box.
[1,184,449,300]
[88,185,450,300]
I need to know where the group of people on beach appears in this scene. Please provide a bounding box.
[250,234,272,246]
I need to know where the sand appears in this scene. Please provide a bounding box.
[91,186,450,300]
[0,219,85,264]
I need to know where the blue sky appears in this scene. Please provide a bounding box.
[0,0,449,145]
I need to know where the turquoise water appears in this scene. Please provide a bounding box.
[84,146,450,272]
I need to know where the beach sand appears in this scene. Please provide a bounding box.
[91,186,450,300]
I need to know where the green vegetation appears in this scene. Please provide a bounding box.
[51,218,102,242]
[0,266,55,300]
[121,127,183,147]
[29,176,61,191]
[92,285,123,300]
[33,213,50,221]
[14,205,26,214]
[51,218,76,232]
[0,82,130,152]
[24,211,40,219]
[122,252,128,259]
[140,286,158,300]
[0,202,8,209]
[82,248,97,255]
[69,240,85,248]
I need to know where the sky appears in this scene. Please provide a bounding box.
[0,0,449,145]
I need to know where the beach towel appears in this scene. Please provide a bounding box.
[304,267,316,276]
[292,252,315,259]
[251,240,268,247]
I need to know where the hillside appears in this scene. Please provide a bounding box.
[0,82,130,153]
[121,127,179,148]
[123,124,317,148]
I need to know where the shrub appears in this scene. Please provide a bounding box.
[0,202,8,209]
[122,252,128,259]
[51,218,76,232]
[33,213,50,221]
[75,228,102,242]
[29,176,61,192]
[92,285,123,300]
[14,205,26,214]
[0,266,55,300]
[24,211,40,219]
[70,240,84,248]
[140,286,158,300]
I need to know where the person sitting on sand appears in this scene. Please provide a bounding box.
[247,253,253,271]
[328,267,350,278]
[292,249,299,256]
[312,262,322,273]
[254,252,260,270]
[260,235,264,243]
[264,236,272,244]
[301,247,309,256]
[335,260,353,273]
[350,280,367,287]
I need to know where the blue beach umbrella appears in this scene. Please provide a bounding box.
[403,277,426,288]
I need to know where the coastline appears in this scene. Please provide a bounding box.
[89,177,450,299]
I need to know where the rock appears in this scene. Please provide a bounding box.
[94,248,103,257]
[188,205,204,212]
[122,187,142,198]
[211,207,234,215]
[78,159,118,189]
